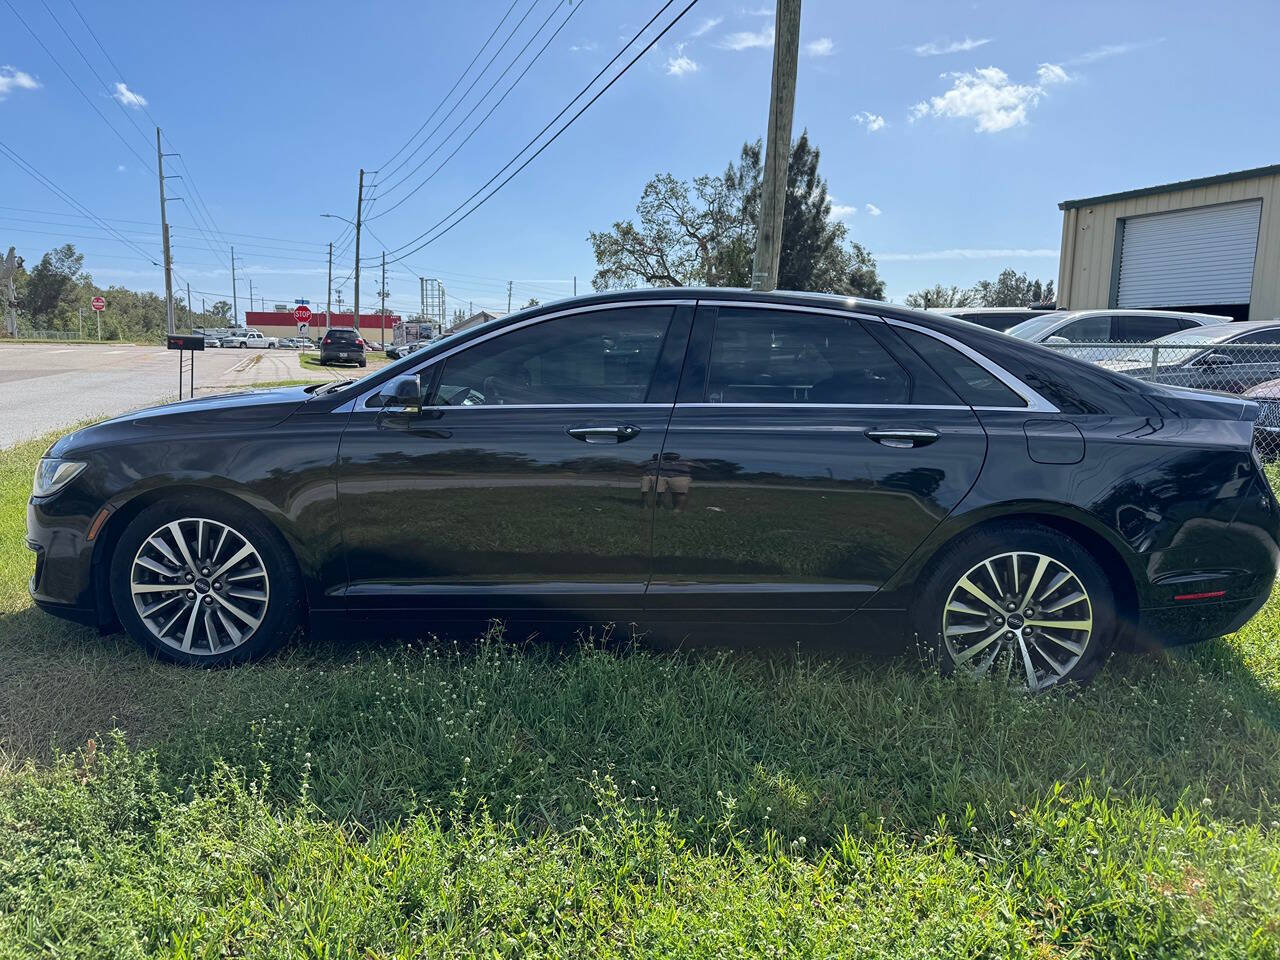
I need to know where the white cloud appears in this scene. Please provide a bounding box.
[738,5,773,15]
[877,248,1058,262]
[569,41,598,52]
[909,63,1071,133]
[0,65,40,99]
[852,110,885,132]
[116,164,126,172]
[666,44,699,77]
[829,202,857,220]
[1069,38,1163,64]
[720,26,774,50]
[112,82,147,109]
[914,37,992,57]
[690,16,723,38]
[805,37,835,57]
[864,203,882,216]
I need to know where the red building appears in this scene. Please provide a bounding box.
[242,311,402,345]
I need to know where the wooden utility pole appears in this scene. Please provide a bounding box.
[380,250,387,348]
[156,128,176,333]
[352,168,365,333]
[231,245,239,326]
[326,241,333,331]
[750,0,802,292]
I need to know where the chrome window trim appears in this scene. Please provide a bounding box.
[344,299,694,412]
[882,318,1059,413]
[675,402,970,411]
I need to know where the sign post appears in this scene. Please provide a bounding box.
[91,295,106,341]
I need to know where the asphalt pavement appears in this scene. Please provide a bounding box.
[0,343,333,449]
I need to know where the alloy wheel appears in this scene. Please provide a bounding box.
[941,551,1092,691]
[129,517,270,655]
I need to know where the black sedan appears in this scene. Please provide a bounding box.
[26,290,1280,690]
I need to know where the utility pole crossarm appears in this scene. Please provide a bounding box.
[156,127,177,333]
[750,0,802,293]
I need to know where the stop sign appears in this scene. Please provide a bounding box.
[91,296,106,312]
[293,304,312,323]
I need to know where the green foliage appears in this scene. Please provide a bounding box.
[906,270,1056,310]
[3,432,1280,955]
[905,283,981,309]
[590,132,886,298]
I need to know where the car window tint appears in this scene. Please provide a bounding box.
[896,328,1026,407]
[1231,330,1280,363]
[706,309,910,404]
[1057,315,1112,341]
[430,307,672,406]
[1116,315,1182,342]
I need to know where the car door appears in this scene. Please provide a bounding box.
[644,302,988,624]
[1196,330,1280,392]
[335,301,691,620]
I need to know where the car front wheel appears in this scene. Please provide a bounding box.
[914,523,1115,691]
[109,497,302,666]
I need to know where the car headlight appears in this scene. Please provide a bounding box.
[32,458,86,498]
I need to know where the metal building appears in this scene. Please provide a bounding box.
[1057,164,1280,321]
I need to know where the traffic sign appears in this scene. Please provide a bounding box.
[297,321,310,333]
[294,304,312,324]
[91,296,106,312]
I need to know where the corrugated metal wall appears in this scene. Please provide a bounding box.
[1058,172,1280,320]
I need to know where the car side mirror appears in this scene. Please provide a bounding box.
[1044,335,1070,345]
[1199,353,1234,367]
[376,374,422,411]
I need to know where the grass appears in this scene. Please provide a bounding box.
[2,430,1280,956]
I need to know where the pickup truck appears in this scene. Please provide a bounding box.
[219,330,277,349]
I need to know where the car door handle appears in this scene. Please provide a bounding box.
[864,427,940,449]
[567,424,641,444]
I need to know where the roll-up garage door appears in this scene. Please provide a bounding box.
[1116,200,1261,308]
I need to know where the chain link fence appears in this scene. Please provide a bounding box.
[1041,340,1280,461]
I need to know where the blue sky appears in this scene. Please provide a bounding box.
[2,0,1278,316]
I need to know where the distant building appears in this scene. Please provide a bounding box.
[242,311,401,343]
[1058,163,1280,322]
[448,310,503,334]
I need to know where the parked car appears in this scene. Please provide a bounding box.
[1100,321,1280,393]
[297,337,316,349]
[1005,309,1228,348]
[221,330,277,349]
[386,339,429,360]
[275,338,300,349]
[202,335,222,348]
[319,328,367,367]
[930,307,1056,332]
[27,290,1279,690]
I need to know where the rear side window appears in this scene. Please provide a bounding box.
[896,328,1026,408]
[706,309,911,405]
[1116,315,1182,342]
[1057,315,1112,341]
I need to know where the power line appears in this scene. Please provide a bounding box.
[370,0,584,218]
[2,0,151,169]
[376,0,525,180]
[384,0,697,265]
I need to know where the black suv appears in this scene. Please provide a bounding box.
[319,328,366,367]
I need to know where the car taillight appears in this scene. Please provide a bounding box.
[356,338,364,347]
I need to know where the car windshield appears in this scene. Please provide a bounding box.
[1005,312,1069,340]
[1112,329,1229,365]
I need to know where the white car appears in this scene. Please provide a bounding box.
[220,330,278,349]
[1004,309,1228,347]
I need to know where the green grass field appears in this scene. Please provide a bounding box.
[2,430,1280,956]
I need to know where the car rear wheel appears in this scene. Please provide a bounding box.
[109,497,302,666]
[914,523,1115,691]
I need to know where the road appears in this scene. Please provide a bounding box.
[0,343,337,449]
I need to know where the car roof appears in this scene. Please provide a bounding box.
[1153,320,1280,342]
[929,307,1053,315]
[1057,308,1231,323]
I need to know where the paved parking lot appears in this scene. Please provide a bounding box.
[0,343,334,449]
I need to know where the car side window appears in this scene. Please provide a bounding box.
[428,307,672,406]
[895,328,1026,407]
[1056,315,1112,341]
[1116,315,1181,342]
[1230,330,1280,364]
[706,309,911,405]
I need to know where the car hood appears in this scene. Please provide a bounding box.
[48,385,317,457]
[1244,377,1280,399]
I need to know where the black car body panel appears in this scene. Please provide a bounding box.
[26,289,1280,651]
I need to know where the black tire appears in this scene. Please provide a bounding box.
[912,522,1115,691]
[359,360,367,368]
[108,495,303,666]
[238,342,246,348]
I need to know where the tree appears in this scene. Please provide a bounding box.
[24,243,84,321]
[589,132,885,298]
[973,269,1055,307]
[209,300,233,320]
[522,297,540,309]
[905,284,979,309]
